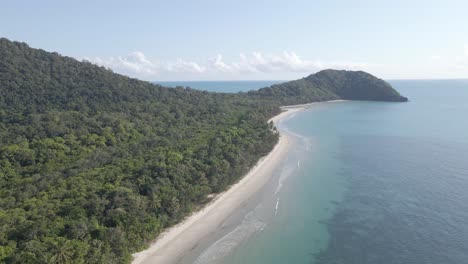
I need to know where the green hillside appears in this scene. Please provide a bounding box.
[0,38,278,263]
[249,69,408,104]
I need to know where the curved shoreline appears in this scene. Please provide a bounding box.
[132,100,345,264]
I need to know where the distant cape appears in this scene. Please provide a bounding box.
[248,69,408,105]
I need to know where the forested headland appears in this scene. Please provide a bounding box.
[0,38,406,263]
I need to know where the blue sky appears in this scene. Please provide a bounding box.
[2,0,468,80]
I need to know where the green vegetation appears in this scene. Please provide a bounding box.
[0,37,406,263]
[0,38,279,263]
[250,69,408,104]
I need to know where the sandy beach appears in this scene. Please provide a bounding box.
[132,101,344,264]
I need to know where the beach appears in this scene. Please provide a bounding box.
[132,100,346,264]
[131,105,305,264]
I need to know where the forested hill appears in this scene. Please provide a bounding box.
[0,38,269,114]
[0,38,279,263]
[0,37,406,264]
[249,69,408,105]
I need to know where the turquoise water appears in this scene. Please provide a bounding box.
[183,80,468,263]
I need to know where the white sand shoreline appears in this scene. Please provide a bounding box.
[132,100,346,264]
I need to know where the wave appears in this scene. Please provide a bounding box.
[194,113,313,264]
[275,197,280,216]
[275,163,295,195]
[278,121,312,152]
[194,205,267,264]
[274,145,305,195]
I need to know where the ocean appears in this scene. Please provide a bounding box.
[155,80,284,93]
[161,80,468,264]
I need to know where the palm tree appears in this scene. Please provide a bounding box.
[49,239,73,264]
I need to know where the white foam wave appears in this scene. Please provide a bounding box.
[280,124,312,152]
[194,209,266,264]
[274,198,280,216]
[275,164,295,194]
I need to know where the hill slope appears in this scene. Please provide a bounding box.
[249,69,408,105]
[0,38,278,263]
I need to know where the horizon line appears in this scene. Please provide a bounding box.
[153,78,468,82]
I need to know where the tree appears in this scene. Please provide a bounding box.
[48,239,73,264]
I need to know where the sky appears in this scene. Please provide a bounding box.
[1,0,468,81]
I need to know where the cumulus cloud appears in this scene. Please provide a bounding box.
[167,59,206,73]
[85,50,371,79]
[87,51,158,75]
[235,51,318,73]
[209,51,369,74]
[211,54,233,72]
[85,51,205,76]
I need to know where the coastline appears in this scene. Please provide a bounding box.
[132,100,345,264]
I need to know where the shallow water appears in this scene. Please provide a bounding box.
[187,80,468,264]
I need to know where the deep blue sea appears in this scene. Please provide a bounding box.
[174,80,468,263]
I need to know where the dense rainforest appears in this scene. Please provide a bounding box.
[0,38,406,263]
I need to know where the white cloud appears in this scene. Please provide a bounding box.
[209,51,369,74]
[211,54,233,72]
[86,51,158,75]
[167,59,206,73]
[85,50,371,80]
[464,45,468,57]
[85,52,204,76]
[235,51,320,73]
[118,51,156,74]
